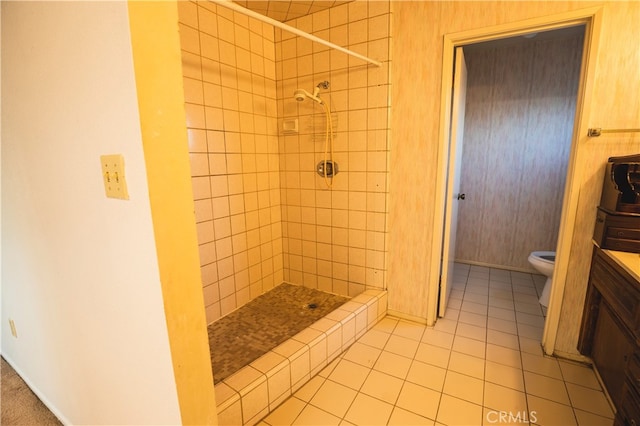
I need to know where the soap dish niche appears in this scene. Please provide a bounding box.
[282,119,298,134]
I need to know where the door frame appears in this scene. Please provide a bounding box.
[428,7,603,356]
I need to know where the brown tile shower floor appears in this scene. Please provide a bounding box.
[208,283,349,384]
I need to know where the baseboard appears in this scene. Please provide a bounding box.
[455,259,538,274]
[552,349,592,365]
[1,353,70,425]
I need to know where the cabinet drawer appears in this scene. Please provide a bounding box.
[604,237,640,253]
[594,208,640,254]
[608,227,640,240]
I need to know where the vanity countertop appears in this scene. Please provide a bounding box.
[603,248,640,283]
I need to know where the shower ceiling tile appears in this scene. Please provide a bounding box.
[233,1,352,22]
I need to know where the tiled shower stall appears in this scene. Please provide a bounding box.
[177,1,392,324]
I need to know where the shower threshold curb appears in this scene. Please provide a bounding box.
[214,289,388,425]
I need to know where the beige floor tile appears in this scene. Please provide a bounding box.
[521,352,561,378]
[483,382,527,413]
[292,404,341,425]
[415,342,451,369]
[526,394,577,426]
[309,380,357,418]
[444,307,461,321]
[490,289,514,301]
[523,371,570,405]
[466,283,489,294]
[516,311,545,328]
[432,317,458,334]
[384,334,420,358]
[491,277,514,288]
[452,334,486,358]
[372,317,399,334]
[573,408,614,425]
[357,329,391,349]
[488,305,516,322]
[558,361,601,390]
[456,322,487,341]
[436,394,483,426]
[342,342,382,368]
[514,293,540,305]
[344,393,394,426]
[487,316,518,335]
[450,289,465,300]
[360,369,404,404]
[565,383,614,419]
[485,360,524,392]
[294,375,325,402]
[328,359,371,390]
[458,310,488,328]
[489,297,516,310]
[443,370,484,405]
[461,300,488,315]
[486,328,520,350]
[448,351,485,379]
[421,328,454,350]
[406,360,447,392]
[263,396,306,426]
[392,320,426,341]
[396,381,441,420]
[514,301,544,316]
[463,291,488,305]
[517,323,543,340]
[388,407,435,425]
[448,297,463,311]
[318,356,341,378]
[486,343,521,369]
[512,284,537,297]
[373,350,412,379]
[519,336,543,356]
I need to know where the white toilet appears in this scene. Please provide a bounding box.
[527,251,556,307]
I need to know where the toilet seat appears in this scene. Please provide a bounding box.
[529,251,555,265]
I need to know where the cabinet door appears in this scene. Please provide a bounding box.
[593,303,634,408]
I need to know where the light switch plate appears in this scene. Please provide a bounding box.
[100,154,129,200]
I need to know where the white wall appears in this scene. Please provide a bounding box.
[1,2,181,424]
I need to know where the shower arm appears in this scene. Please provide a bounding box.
[211,0,382,68]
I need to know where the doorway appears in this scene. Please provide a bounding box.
[430,8,603,356]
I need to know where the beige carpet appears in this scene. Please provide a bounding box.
[1,357,61,425]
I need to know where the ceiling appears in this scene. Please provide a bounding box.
[232,1,351,22]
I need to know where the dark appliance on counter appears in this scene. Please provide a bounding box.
[593,154,640,253]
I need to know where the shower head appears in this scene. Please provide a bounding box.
[293,88,323,104]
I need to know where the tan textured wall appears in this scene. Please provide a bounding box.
[177,1,283,323]
[276,2,391,297]
[389,1,640,357]
[455,35,583,271]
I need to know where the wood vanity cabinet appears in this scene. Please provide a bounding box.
[579,246,640,425]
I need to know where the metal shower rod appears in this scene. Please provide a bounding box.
[210,0,382,68]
